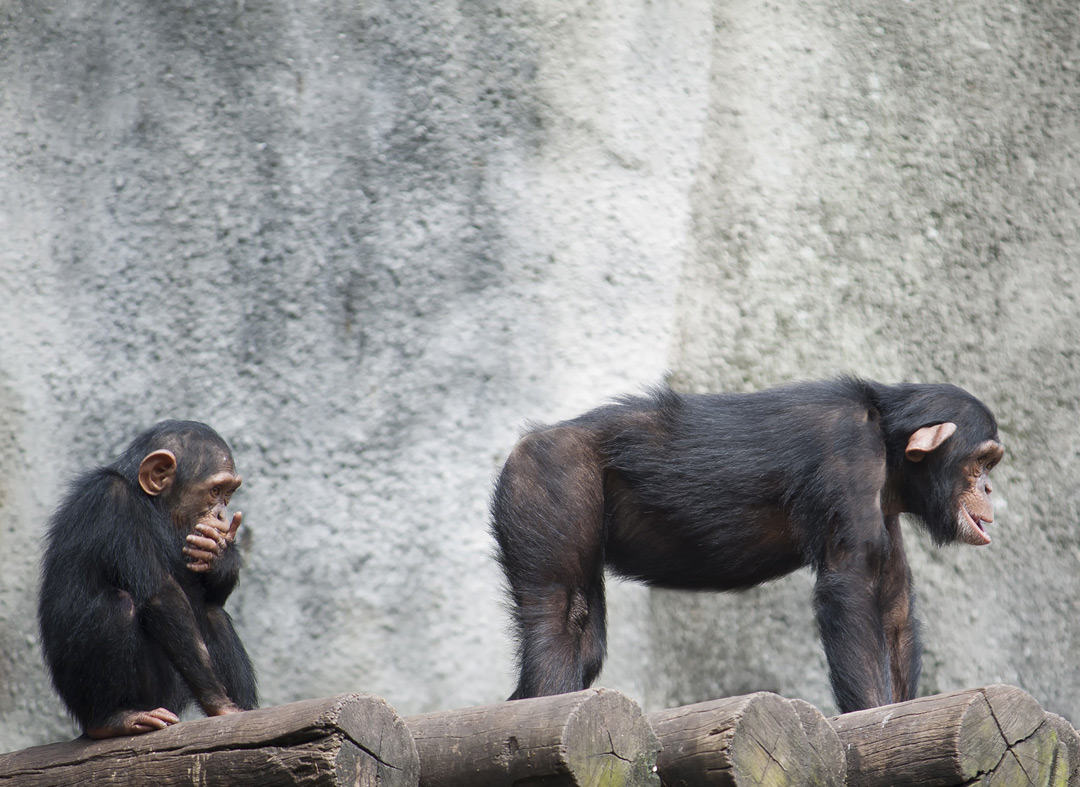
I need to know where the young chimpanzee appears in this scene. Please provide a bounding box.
[38,420,257,739]
[491,378,1004,713]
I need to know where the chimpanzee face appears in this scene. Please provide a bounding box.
[954,440,1004,546]
[171,454,242,534]
[137,448,241,535]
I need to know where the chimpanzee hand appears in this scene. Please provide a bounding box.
[184,512,242,573]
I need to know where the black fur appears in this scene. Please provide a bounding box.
[38,421,257,734]
[491,378,1001,711]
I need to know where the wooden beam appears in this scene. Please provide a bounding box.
[830,684,1063,787]
[0,693,419,787]
[648,691,845,786]
[406,688,661,787]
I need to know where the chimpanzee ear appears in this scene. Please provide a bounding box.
[904,422,958,462]
[138,450,177,496]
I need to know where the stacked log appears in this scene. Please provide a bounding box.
[406,687,661,787]
[829,684,1069,787]
[2,684,1077,787]
[0,694,418,787]
[648,692,844,786]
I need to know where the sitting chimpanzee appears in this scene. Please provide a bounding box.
[38,420,257,739]
[491,378,1004,713]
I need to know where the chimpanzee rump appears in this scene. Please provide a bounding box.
[491,378,1003,712]
[38,421,257,739]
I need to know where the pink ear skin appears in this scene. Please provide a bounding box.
[905,422,958,462]
[138,450,177,496]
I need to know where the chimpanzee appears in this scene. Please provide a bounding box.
[491,378,1004,713]
[38,420,257,739]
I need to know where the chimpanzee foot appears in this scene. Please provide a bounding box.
[85,707,180,739]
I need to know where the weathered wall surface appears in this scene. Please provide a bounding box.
[0,0,1077,749]
[651,0,1080,714]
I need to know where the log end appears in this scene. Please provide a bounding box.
[1045,713,1080,787]
[961,685,1058,785]
[788,698,846,787]
[324,693,421,787]
[565,689,662,787]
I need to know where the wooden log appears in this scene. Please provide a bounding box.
[647,692,844,786]
[1045,713,1080,787]
[830,684,1064,787]
[0,693,419,787]
[406,687,661,787]
[788,698,847,787]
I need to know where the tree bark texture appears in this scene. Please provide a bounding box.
[0,693,419,787]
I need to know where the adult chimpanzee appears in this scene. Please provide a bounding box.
[491,378,1004,713]
[38,420,257,739]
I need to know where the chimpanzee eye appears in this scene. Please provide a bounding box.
[211,486,222,498]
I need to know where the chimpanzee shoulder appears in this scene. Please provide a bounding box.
[43,469,176,589]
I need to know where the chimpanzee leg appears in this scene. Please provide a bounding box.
[59,590,142,729]
[510,576,606,699]
[492,427,608,699]
[56,589,187,738]
[141,575,239,716]
[205,605,258,710]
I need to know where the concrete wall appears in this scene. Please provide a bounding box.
[1,0,1078,750]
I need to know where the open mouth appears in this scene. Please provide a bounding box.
[959,506,992,546]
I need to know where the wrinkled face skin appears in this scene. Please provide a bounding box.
[171,454,242,536]
[955,440,1005,546]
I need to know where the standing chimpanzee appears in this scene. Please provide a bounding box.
[491,378,1004,713]
[38,420,257,739]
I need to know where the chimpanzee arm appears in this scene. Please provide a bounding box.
[881,514,922,702]
[141,573,241,716]
[813,530,895,714]
[200,543,241,605]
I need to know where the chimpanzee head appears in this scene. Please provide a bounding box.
[883,384,1004,546]
[113,420,242,534]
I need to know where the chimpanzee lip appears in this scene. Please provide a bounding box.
[961,505,992,545]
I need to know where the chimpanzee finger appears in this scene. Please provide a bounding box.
[225,511,242,542]
[194,523,227,545]
[184,546,216,562]
[187,532,223,554]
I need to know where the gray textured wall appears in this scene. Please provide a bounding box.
[1,0,1078,751]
